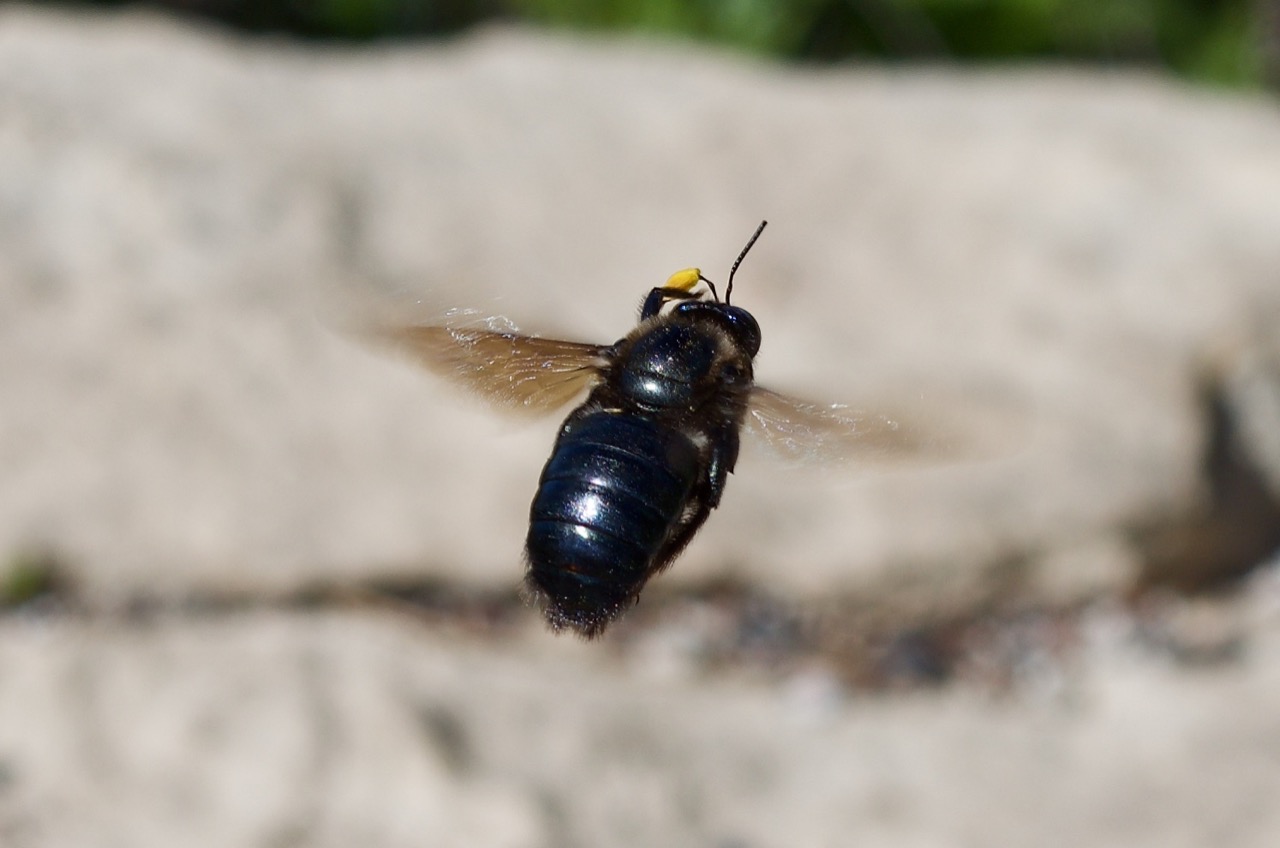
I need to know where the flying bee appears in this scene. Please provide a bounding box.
[378,221,937,637]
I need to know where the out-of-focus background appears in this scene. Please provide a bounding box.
[3,1,1280,846]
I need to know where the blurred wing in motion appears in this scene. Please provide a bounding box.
[378,320,608,415]
[744,386,945,467]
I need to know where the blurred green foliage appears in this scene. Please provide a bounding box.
[1,548,68,608]
[65,0,1277,86]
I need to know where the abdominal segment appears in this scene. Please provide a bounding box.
[525,411,700,636]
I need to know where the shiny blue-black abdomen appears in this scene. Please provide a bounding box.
[526,410,700,633]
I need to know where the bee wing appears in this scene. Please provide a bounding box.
[744,386,947,467]
[379,322,608,415]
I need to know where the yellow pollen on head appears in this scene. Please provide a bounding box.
[664,268,702,291]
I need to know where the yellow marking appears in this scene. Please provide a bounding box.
[664,268,702,291]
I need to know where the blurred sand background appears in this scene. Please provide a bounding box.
[2,4,1280,846]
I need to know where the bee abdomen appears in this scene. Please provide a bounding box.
[526,412,700,635]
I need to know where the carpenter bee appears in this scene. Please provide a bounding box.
[380,221,931,637]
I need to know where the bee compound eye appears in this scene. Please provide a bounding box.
[719,307,761,358]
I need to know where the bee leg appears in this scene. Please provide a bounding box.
[640,287,699,321]
[704,426,741,509]
[651,491,712,575]
[650,427,740,574]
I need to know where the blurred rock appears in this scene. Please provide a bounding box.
[2,610,1280,847]
[4,8,1280,846]
[1220,309,1280,499]
[1,5,1279,616]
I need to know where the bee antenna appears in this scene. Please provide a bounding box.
[725,220,767,305]
[698,273,720,302]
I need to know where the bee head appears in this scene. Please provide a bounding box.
[671,220,767,357]
[672,299,761,358]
